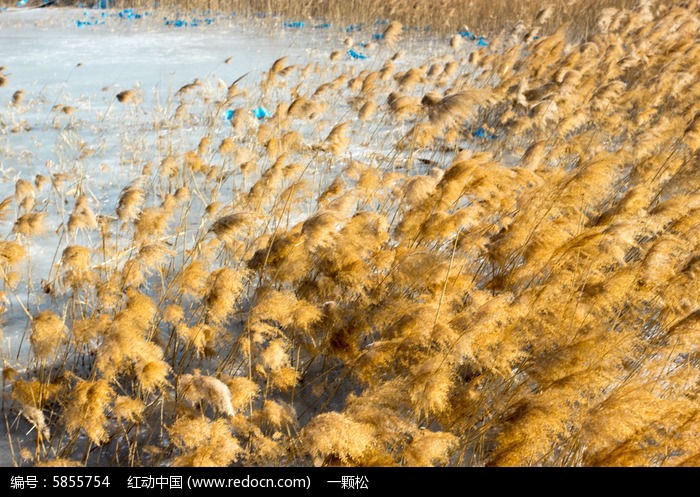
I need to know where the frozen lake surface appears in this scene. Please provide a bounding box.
[0,6,355,465]
[0,6,390,349]
[0,5,470,466]
[0,8,309,344]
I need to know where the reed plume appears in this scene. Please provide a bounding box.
[301,412,376,466]
[179,373,235,416]
[30,311,67,363]
[168,416,242,466]
[383,21,403,47]
[13,212,48,237]
[63,378,113,445]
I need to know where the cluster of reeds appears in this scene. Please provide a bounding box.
[1,0,699,467]
[1,0,641,38]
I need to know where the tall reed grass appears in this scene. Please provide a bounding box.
[3,0,642,38]
[1,0,699,467]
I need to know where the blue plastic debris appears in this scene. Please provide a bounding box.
[253,106,271,119]
[314,22,331,29]
[373,33,385,40]
[118,9,142,19]
[17,0,27,5]
[284,21,305,28]
[458,30,488,46]
[472,127,497,140]
[345,24,361,33]
[458,30,476,40]
[347,49,367,60]
[76,19,104,27]
[164,19,187,27]
[224,109,235,120]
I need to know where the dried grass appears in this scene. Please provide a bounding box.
[2,0,699,469]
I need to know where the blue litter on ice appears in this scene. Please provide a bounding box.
[347,49,367,59]
[119,9,142,19]
[76,19,105,27]
[458,30,489,46]
[472,127,497,140]
[164,19,187,27]
[253,106,271,119]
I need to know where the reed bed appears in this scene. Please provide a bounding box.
[3,0,642,38]
[1,0,699,467]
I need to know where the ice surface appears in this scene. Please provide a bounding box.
[0,6,466,465]
[0,6,339,357]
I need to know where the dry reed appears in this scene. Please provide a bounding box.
[2,0,699,469]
